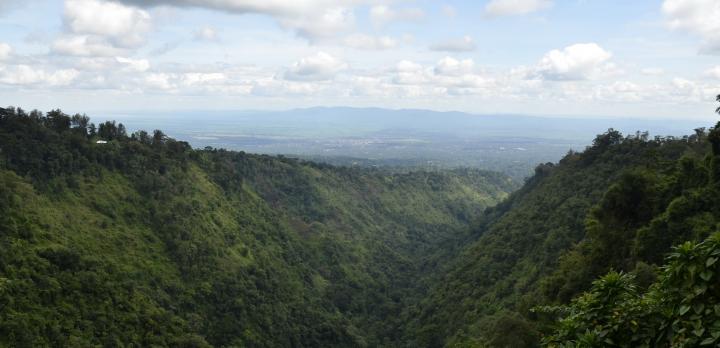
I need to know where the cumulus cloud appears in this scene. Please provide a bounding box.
[116,57,150,72]
[252,78,323,97]
[116,0,361,41]
[393,60,427,85]
[0,43,12,60]
[704,66,720,79]
[388,57,496,94]
[194,27,218,41]
[280,7,355,40]
[641,67,665,76]
[52,35,127,56]
[54,0,152,56]
[0,65,79,86]
[484,0,553,17]
[532,43,614,80]
[142,71,230,91]
[370,5,424,27]
[434,57,475,76]
[429,35,476,52]
[662,0,720,54]
[343,34,397,50]
[284,52,347,81]
[117,0,351,15]
[63,0,151,47]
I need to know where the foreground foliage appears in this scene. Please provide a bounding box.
[542,234,720,347]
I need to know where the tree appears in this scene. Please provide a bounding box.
[133,130,151,145]
[46,109,71,132]
[71,113,90,136]
[152,129,166,147]
[118,123,127,138]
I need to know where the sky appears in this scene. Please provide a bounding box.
[0,0,719,120]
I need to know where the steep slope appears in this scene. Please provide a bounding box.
[539,122,720,347]
[0,107,514,347]
[403,128,713,347]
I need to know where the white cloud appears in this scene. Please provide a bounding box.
[52,35,127,56]
[671,77,699,97]
[532,43,614,80]
[64,0,151,47]
[704,66,720,79]
[116,57,150,72]
[144,73,174,90]
[429,36,476,52]
[194,26,218,41]
[0,43,12,60]
[393,60,427,85]
[284,52,347,81]
[118,0,354,16]
[594,81,644,102]
[0,65,79,86]
[434,57,475,76]
[662,0,720,54]
[54,0,152,56]
[370,5,424,27]
[484,0,553,17]
[141,71,232,92]
[117,0,362,41]
[396,60,423,72]
[343,34,397,50]
[388,57,496,94]
[252,78,323,97]
[641,67,665,76]
[280,7,355,40]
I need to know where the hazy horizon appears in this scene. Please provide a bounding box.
[84,106,711,180]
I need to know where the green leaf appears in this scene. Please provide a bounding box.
[701,337,716,346]
[708,257,718,267]
[680,305,691,315]
[700,270,713,281]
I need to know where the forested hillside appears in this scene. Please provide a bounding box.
[405,115,720,346]
[2,104,720,348]
[0,107,514,347]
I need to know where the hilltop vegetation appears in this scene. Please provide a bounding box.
[2,103,720,348]
[0,107,513,347]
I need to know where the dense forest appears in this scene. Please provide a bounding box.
[403,100,720,346]
[1,102,720,347]
[0,106,514,347]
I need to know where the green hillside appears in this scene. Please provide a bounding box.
[0,107,514,347]
[404,123,720,346]
[2,104,720,348]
